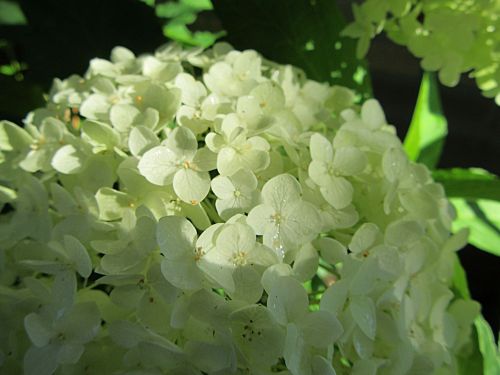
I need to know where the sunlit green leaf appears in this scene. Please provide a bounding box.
[433,168,500,202]
[475,315,500,375]
[451,198,500,256]
[452,258,497,375]
[404,72,447,168]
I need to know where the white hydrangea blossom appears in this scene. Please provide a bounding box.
[0,43,479,375]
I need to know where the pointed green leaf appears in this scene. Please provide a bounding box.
[451,198,500,256]
[453,258,498,375]
[433,168,500,202]
[475,315,500,375]
[403,72,447,168]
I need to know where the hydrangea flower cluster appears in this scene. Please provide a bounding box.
[343,0,500,104]
[0,43,479,375]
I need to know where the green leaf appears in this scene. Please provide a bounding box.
[157,0,222,47]
[433,168,500,202]
[451,198,500,256]
[212,0,371,97]
[452,257,471,300]
[181,0,213,11]
[452,258,494,375]
[457,322,484,375]
[475,315,500,375]
[435,168,500,256]
[0,0,26,25]
[163,22,223,47]
[403,72,447,168]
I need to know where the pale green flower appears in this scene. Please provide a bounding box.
[204,50,262,97]
[0,43,478,375]
[156,215,209,291]
[20,117,85,173]
[205,113,270,176]
[138,126,216,204]
[247,174,321,260]
[229,304,285,369]
[309,133,367,209]
[211,169,259,220]
[200,221,278,302]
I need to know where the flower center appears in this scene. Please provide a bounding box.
[231,250,248,266]
[194,246,205,261]
[271,213,282,224]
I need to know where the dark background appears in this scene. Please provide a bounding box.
[1,0,498,335]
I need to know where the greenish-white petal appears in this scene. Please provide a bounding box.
[308,160,331,187]
[51,144,85,174]
[315,237,347,265]
[299,310,343,348]
[173,168,211,204]
[192,147,217,172]
[361,99,386,129]
[261,174,301,210]
[267,276,308,325]
[95,187,135,221]
[349,223,380,254]
[81,120,120,149]
[320,176,353,209]
[165,126,198,161]
[128,125,159,157]
[230,305,285,367]
[350,295,376,340]
[157,215,197,257]
[63,235,92,278]
[310,133,333,163]
[292,243,319,282]
[138,146,178,186]
[332,147,367,176]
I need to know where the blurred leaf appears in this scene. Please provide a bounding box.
[452,257,471,300]
[457,321,485,375]
[182,0,212,10]
[138,0,155,6]
[475,315,500,375]
[212,0,372,97]
[0,0,26,25]
[434,168,500,201]
[451,198,500,256]
[453,258,499,375]
[404,72,447,168]
[164,22,223,47]
[156,2,194,19]
[156,0,221,47]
